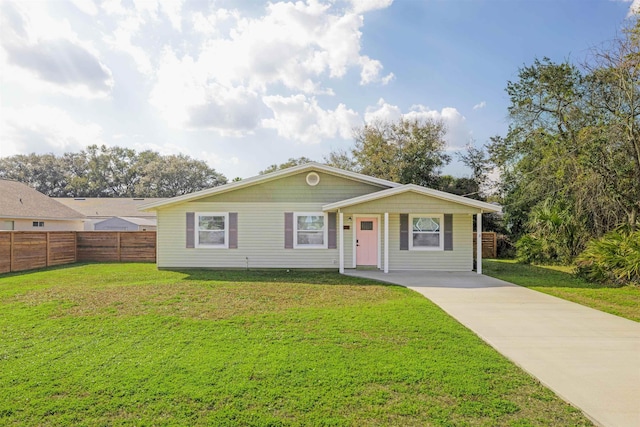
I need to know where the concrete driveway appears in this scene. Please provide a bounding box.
[344,270,640,427]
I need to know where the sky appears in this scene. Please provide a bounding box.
[0,0,638,180]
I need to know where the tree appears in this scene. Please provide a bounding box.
[0,153,70,197]
[135,154,226,197]
[349,118,450,187]
[258,157,315,175]
[323,149,358,171]
[489,17,640,262]
[0,146,227,197]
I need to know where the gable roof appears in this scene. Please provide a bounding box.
[322,184,502,213]
[140,162,400,211]
[0,180,85,220]
[95,216,157,227]
[57,197,164,218]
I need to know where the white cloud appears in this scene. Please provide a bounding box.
[69,0,98,16]
[350,0,394,14]
[262,94,360,143]
[0,106,104,157]
[473,101,486,110]
[0,0,113,97]
[364,98,402,122]
[146,1,393,132]
[364,99,472,150]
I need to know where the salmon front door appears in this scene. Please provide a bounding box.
[356,217,378,266]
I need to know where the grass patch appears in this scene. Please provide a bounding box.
[0,263,591,426]
[484,259,640,322]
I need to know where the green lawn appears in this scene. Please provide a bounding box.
[0,263,591,426]
[484,259,640,322]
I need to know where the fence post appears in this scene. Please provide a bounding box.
[117,232,121,262]
[10,232,14,273]
[46,232,50,267]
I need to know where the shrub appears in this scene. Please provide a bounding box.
[575,230,640,286]
[515,235,547,264]
[496,234,516,259]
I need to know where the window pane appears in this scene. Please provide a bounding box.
[199,216,225,230]
[297,231,324,245]
[413,217,440,232]
[360,221,373,230]
[199,230,225,245]
[413,233,440,247]
[297,215,324,231]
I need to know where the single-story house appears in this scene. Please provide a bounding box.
[94,216,157,231]
[140,163,500,273]
[0,179,85,231]
[56,197,164,230]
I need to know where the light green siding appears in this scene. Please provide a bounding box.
[157,202,340,269]
[340,213,472,271]
[157,174,476,270]
[345,192,479,214]
[198,172,384,203]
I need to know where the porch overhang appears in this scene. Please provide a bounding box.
[322,184,501,213]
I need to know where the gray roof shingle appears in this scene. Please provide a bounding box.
[56,197,165,218]
[0,180,85,220]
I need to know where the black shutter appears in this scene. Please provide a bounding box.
[229,212,238,249]
[400,214,409,250]
[327,212,337,249]
[186,212,195,248]
[444,214,453,251]
[284,212,293,249]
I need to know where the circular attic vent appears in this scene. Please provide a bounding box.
[306,172,320,186]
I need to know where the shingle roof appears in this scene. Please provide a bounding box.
[140,162,399,211]
[0,180,85,220]
[56,197,165,218]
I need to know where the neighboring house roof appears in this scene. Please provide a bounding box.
[322,184,502,213]
[140,162,401,211]
[95,216,157,227]
[0,180,85,220]
[57,197,165,218]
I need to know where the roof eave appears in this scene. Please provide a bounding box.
[323,185,502,213]
[140,162,400,211]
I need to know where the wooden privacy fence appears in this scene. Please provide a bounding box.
[473,232,497,259]
[0,231,156,274]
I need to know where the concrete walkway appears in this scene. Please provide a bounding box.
[344,270,640,427]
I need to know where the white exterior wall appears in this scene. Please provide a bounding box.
[157,202,340,269]
[8,218,85,231]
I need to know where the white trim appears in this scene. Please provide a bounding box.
[477,212,483,275]
[306,172,320,186]
[408,214,444,251]
[384,212,389,273]
[293,212,328,249]
[195,212,229,249]
[140,163,399,211]
[339,212,344,273]
[323,183,501,213]
[352,214,381,268]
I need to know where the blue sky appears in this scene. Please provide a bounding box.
[0,0,637,180]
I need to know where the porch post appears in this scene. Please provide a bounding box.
[476,212,483,275]
[384,212,389,273]
[339,211,344,273]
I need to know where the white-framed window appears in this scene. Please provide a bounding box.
[195,212,228,248]
[294,212,327,248]
[32,221,44,227]
[409,214,444,251]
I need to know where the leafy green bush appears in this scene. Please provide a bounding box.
[515,235,547,264]
[575,230,640,286]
